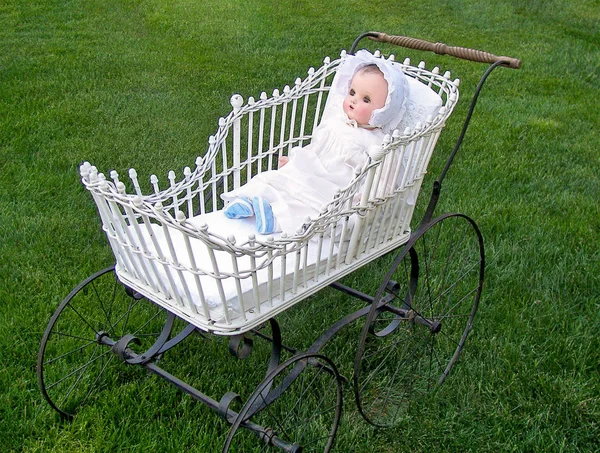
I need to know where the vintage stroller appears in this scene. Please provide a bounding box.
[37,32,521,451]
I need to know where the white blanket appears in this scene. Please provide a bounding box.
[120,210,334,322]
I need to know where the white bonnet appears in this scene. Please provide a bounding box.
[333,49,410,132]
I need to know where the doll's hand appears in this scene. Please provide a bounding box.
[278,156,289,168]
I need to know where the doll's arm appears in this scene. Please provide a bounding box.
[278,155,289,168]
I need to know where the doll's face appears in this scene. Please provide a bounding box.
[343,69,388,126]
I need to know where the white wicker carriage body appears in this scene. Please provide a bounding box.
[81,52,459,335]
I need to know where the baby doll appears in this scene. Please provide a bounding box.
[221,50,409,235]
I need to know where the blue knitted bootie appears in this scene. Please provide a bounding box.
[223,197,254,219]
[252,196,276,234]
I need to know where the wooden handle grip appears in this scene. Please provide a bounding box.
[369,32,522,69]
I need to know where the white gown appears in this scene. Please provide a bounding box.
[222,116,385,234]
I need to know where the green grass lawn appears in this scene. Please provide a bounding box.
[1,0,599,451]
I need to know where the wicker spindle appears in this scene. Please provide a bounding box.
[150,174,160,195]
[268,90,278,171]
[336,215,351,269]
[257,92,267,175]
[211,157,218,212]
[246,97,255,183]
[379,137,407,242]
[137,205,175,301]
[287,79,301,154]
[278,86,290,167]
[109,183,155,289]
[292,238,301,295]
[345,145,383,264]
[182,167,193,218]
[313,231,325,283]
[429,67,440,88]
[219,117,229,193]
[300,225,310,289]
[266,237,275,307]
[202,223,230,324]
[325,222,337,274]
[168,170,178,215]
[312,57,330,133]
[160,215,193,308]
[129,168,142,196]
[227,235,247,322]
[439,71,452,97]
[279,233,288,302]
[126,197,164,295]
[110,170,120,186]
[248,235,261,314]
[89,174,138,279]
[193,156,204,215]
[297,68,314,148]
[231,94,243,190]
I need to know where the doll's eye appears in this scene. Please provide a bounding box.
[364,96,371,103]
[349,89,355,96]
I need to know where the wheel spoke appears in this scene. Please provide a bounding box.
[296,373,334,430]
[57,345,109,407]
[360,327,430,417]
[428,259,480,308]
[262,391,292,442]
[355,214,483,427]
[43,340,96,366]
[92,277,118,332]
[386,287,433,329]
[438,286,478,320]
[49,331,96,343]
[422,231,469,316]
[65,302,103,337]
[432,221,468,309]
[105,296,144,336]
[359,338,402,393]
[276,366,311,429]
[120,296,137,337]
[47,346,112,392]
[131,308,163,337]
[361,330,408,360]
[78,353,116,411]
[273,364,325,443]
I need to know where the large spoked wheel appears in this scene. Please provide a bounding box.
[223,353,343,452]
[38,266,183,420]
[354,213,484,427]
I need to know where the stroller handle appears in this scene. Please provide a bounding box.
[355,32,522,69]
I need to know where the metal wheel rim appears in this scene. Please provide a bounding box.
[37,266,180,419]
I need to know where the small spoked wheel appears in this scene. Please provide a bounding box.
[354,213,484,427]
[223,353,343,452]
[37,266,181,419]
